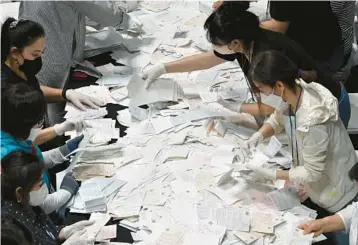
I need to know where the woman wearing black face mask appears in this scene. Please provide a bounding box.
[1,18,103,118]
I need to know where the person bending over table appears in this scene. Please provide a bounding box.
[142,1,350,128]
[240,50,357,244]
[1,151,94,245]
[1,18,97,145]
[1,83,81,215]
[19,1,140,125]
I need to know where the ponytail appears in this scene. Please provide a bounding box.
[204,1,260,50]
[1,18,45,62]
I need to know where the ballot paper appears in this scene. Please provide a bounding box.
[96,225,117,242]
[183,233,221,245]
[111,48,151,68]
[211,207,250,231]
[267,188,301,211]
[85,27,123,57]
[140,1,171,12]
[65,105,108,120]
[86,212,111,239]
[233,230,264,245]
[265,136,283,158]
[151,117,175,134]
[164,145,190,161]
[127,73,181,107]
[250,212,274,234]
[199,92,220,103]
[287,228,314,245]
[73,163,116,180]
[129,105,149,121]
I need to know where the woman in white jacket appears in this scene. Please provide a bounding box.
[241,51,357,239]
[299,162,358,245]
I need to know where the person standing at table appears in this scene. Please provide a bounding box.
[142,1,350,128]
[19,1,140,125]
[299,162,358,245]
[241,50,358,244]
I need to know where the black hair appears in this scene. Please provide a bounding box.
[1,151,44,205]
[249,50,301,91]
[1,83,46,139]
[1,17,45,62]
[1,216,33,245]
[349,162,358,182]
[204,1,260,50]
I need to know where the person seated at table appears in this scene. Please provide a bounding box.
[1,17,94,145]
[241,50,357,244]
[1,83,81,214]
[142,1,350,128]
[1,150,95,245]
[299,162,358,245]
[19,1,140,125]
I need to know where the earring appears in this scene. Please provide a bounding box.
[16,196,22,203]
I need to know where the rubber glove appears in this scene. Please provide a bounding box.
[245,131,264,149]
[142,63,167,89]
[61,220,95,239]
[62,230,95,245]
[54,119,85,135]
[217,99,243,113]
[65,89,104,111]
[60,173,79,196]
[246,164,277,180]
[59,135,84,155]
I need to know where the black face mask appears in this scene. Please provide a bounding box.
[19,56,43,77]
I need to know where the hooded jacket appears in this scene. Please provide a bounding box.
[266,79,358,213]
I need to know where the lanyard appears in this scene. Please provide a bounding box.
[289,87,302,167]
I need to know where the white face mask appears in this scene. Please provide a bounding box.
[26,128,42,142]
[29,184,48,206]
[260,87,288,111]
[213,44,236,55]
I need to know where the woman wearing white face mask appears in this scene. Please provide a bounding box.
[1,151,95,245]
[243,50,358,244]
[1,83,82,215]
[142,1,350,128]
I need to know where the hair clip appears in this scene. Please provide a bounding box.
[9,20,19,29]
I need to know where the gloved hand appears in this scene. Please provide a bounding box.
[65,89,104,111]
[142,63,167,89]
[61,220,95,239]
[58,135,84,157]
[245,131,264,149]
[217,99,243,113]
[62,229,95,245]
[60,173,79,196]
[54,119,85,135]
[246,164,277,180]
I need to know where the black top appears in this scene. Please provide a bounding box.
[213,29,341,99]
[1,199,60,245]
[269,1,341,62]
[1,63,41,93]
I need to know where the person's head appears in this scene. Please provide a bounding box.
[249,50,302,107]
[204,1,260,54]
[1,151,46,207]
[349,162,358,187]
[1,17,45,76]
[1,83,46,140]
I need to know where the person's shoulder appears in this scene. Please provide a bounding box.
[1,213,33,245]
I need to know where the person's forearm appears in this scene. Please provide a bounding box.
[240,103,275,116]
[321,215,346,233]
[258,123,276,138]
[40,190,72,214]
[276,170,290,181]
[260,19,289,33]
[35,127,57,146]
[165,51,225,73]
[40,85,64,102]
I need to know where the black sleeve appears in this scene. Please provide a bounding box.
[213,50,237,62]
[269,1,295,22]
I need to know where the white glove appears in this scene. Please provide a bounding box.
[217,99,242,113]
[65,89,104,111]
[61,220,95,239]
[245,131,264,149]
[62,230,95,245]
[142,63,167,89]
[54,118,85,135]
[246,164,277,180]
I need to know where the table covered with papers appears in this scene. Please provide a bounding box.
[60,1,329,244]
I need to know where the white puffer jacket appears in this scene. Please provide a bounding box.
[266,79,358,213]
